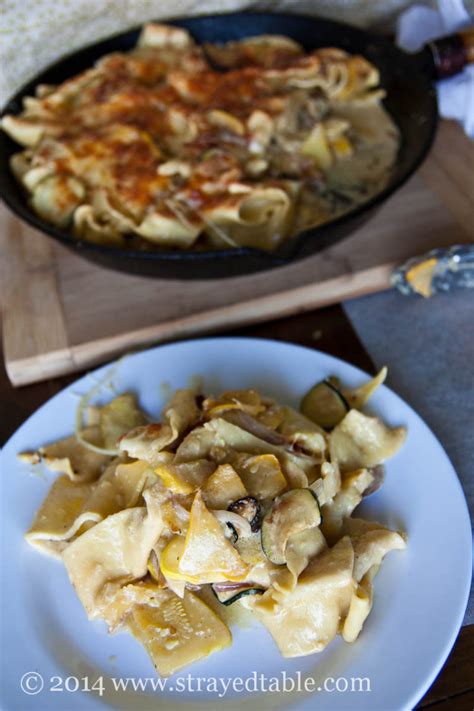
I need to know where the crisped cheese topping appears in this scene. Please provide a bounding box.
[3,23,399,251]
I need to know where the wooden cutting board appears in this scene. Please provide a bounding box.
[1,121,472,387]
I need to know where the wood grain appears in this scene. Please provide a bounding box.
[417,626,474,708]
[0,209,75,380]
[1,120,473,386]
[419,121,474,240]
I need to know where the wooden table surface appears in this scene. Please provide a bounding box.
[1,303,472,708]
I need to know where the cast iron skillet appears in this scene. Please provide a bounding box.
[0,12,440,280]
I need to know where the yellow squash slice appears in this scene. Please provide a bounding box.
[300,124,333,170]
[155,459,215,494]
[166,491,248,583]
[129,589,232,677]
[160,536,200,584]
[201,463,247,509]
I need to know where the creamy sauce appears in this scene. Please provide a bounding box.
[293,103,400,235]
[196,584,258,629]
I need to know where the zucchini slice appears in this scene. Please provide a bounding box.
[261,488,322,565]
[211,583,265,606]
[228,496,262,532]
[225,522,239,544]
[301,378,349,429]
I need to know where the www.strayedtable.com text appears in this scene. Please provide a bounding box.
[20,671,371,698]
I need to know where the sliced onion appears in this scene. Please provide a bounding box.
[222,410,288,446]
[212,581,261,592]
[212,510,252,538]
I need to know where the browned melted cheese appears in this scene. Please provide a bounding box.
[4,26,400,250]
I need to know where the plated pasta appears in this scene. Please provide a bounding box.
[2,23,400,252]
[23,368,407,676]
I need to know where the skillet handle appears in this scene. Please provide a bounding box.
[428,27,474,78]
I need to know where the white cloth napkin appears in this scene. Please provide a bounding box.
[0,0,411,107]
[397,0,474,137]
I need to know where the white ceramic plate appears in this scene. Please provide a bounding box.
[1,338,471,711]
